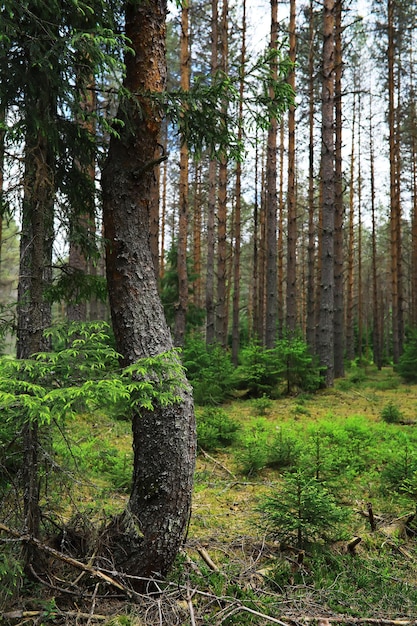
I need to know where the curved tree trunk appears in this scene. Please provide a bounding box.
[101,0,196,584]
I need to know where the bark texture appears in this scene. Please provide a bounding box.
[286,0,297,335]
[265,0,278,349]
[318,0,335,386]
[101,0,196,584]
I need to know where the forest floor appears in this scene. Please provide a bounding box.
[3,365,417,625]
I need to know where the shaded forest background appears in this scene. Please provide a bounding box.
[1,0,416,382]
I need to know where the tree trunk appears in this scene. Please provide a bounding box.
[174,0,191,346]
[258,155,267,342]
[192,161,202,308]
[369,97,382,369]
[232,0,246,366]
[333,0,344,378]
[357,91,363,361]
[346,90,356,362]
[388,0,401,363]
[17,80,55,564]
[205,0,218,345]
[215,0,229,348]
[306,0,316,352]
[67,70,96,323]
[411,59,417,329]
[286,0,297,335]
[265,0,279,349]
[252,129,260,341]
[318,0,335,387]
[101,0,196,584]
[278,121,285,338]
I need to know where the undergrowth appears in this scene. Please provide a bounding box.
[3,356,417,623]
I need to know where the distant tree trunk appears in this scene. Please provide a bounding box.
[265,0,279,348]
[205,0,218,345]
[0,105,4,272]
[174,0,190,346]
[258,152,267,342]
[346,108,355,365]
[306,0,316,352]
[317,0,335,387]
[286,0,297,335]
[216,0,229,347]
[232,0,246,366]
[333,0,344,377]
[192,161,202,308]
[67,76,96,323]
[149,146,160,279]
[160,125,168,280]
[252,130,260,340]
[67,10,102,322]
[395,57,404,356]
[411,62,417,328]
[101,0,196,584]
[278,121,285,338]
[369,96,382,369]
[388,0,401,363]
[357,92,363,360]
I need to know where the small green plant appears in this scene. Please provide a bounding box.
[182,337,235,405]
[380,401,403,424]
[347,363,366,385]
[275,336,324,394]
[235,342,280,397]
[397,331,417,383]
[259,470,347,548]
[235,419,271,476]
[251,394,273,416]
[381,441,417,497]
[292,403,311,417]
[196,407,240,451]
[267,427,300,470]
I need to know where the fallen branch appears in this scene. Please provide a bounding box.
[199,448,236,478]
[219,603,290,625]
[1,610,107,621]
[283,618,417,626]
[196,546,220,572]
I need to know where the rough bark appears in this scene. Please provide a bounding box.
[411,59,417,329]
[17,76,55,561]
[278,120,285,338]
[67,74,96,322]
[369,99,382,369]
[333,0,344,378]
[306,0,316,352]
[345,90,356,363]
[286,0,297,335]
[215,0,229,348]
[265,0,279,349]
[251,130,260,340]
[174,0,190,346]
[318,0,335,387]
[388,0,401,363]
[231,0,245,366]
[192,161,202,308]
[101,0,196,584]
[357,92,363,360]
[205,0,218,345]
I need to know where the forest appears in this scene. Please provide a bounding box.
[1,0,417,624]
